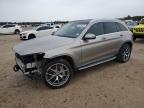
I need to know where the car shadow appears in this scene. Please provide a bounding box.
[72,60,118,83]
[134,39,144,44]
[18,60,118,90]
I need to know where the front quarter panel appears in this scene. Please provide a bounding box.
[43,39,82,67]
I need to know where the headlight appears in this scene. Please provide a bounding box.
[18,53,45,63]
[26,62,36,68]
[22,33,28,36]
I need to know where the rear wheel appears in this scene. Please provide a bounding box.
[43,59,73,89]
[14,29,20,34]
[116,44,131,63]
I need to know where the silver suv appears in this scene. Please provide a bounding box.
[13,19,133,89]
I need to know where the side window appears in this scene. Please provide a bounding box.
[87,22,104,36]
[103,22,117,34]
[3,25,10,28]
[37,26,54,31]
[9,25,15,27]
[46,26,53,29]
[115,23,122,32]
[37,26,46,31]
[118,23,128,31]
[3,25,15,28]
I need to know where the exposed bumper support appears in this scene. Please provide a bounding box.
[13,65,20,72]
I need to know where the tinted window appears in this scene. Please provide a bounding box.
[3,25,15,28]
[37,26,45,31]
[87,22,104,36]
[46,26,53,29]
[37,26,52,31]
[118,23,128,31]
[115,23,122,32]
[103,22,117,34]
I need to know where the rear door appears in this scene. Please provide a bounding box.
[115,22,130,40]
[0,25,10,34]
[2,25,15,34]
[102,22,123,55]
[8,25,16,33]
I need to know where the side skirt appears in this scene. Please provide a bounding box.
[78,57,116,70]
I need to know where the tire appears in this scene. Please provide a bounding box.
[116,44,131,63]
[133,36,136,41]
[14,29,20,34]
[28,34,35,39]
[42,59,73,89]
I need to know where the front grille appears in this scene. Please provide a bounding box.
[134,28,144,32]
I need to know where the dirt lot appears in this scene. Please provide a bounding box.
[0,35,144,108]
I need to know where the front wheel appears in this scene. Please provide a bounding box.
[28,34,35,39]
[43,59,73,89]
[116,44,132,63]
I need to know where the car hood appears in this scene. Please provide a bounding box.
[134,24,144,28]
[21,30,36,34]
[13,35,75,55]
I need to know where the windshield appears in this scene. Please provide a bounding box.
[140,19,144,24]
[54,22,88,38]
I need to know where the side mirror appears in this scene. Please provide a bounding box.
[83,33,96,40]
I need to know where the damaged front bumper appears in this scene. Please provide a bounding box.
[13,53,45,75]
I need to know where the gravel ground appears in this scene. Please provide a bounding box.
[0,35,144,108]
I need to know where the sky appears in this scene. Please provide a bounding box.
[0,0,144,22]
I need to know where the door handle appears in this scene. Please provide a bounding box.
[120,34,123,37]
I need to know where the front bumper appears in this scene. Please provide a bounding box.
[20,34,28,40]
[13,53,45,74]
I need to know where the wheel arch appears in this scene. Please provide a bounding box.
[15,29,20,31]
[28,33,36,39]
[122,41,133,48]
[29,33,35,37]
[14,29,20,34]
[117,41,133,55]
[44,55,76,70]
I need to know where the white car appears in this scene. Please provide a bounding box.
[20,25,60,40]
[0,24,22,34]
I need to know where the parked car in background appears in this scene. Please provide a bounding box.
[20,25,60,40]
[0,24,22,34]
[45,22,54,27]
[125,20,138,31]
[133,18,144,41]
[13,19,133,89]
